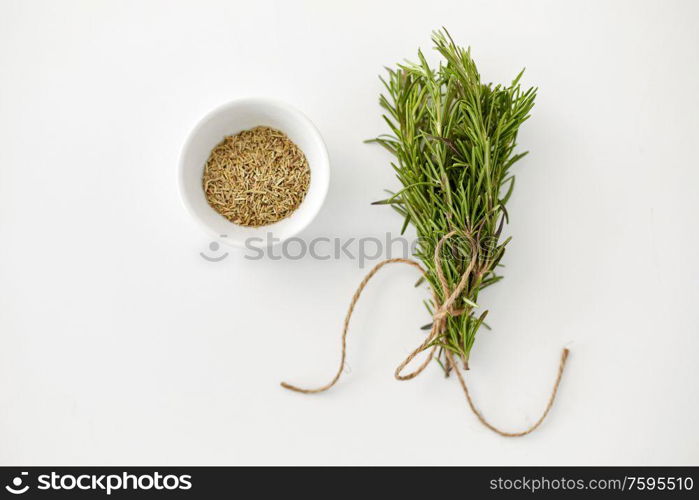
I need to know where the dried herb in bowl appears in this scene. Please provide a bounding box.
[203,126,310,227]
[282,29,569,436]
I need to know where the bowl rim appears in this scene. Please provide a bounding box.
[177,97,330,248]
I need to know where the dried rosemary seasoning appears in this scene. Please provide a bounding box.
[203,126,310,227]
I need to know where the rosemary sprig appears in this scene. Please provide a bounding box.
[368,29,536,370]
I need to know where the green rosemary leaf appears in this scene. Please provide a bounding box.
[401,214,412,235]
[500,175,516,204]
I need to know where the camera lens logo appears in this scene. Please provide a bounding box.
[5,472,29,495]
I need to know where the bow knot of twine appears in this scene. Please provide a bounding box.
[282,231,570,437]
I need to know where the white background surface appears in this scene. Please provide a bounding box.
[1,0,698,465]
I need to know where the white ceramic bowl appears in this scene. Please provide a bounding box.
[178,98,330,248]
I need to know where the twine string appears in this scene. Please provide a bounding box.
[445,349,569,437]
[280,231,570,436]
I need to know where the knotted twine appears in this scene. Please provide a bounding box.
[282,231,569,437]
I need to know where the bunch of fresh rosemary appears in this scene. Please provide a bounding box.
[283,30,567,435]
[369,29,537,372]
